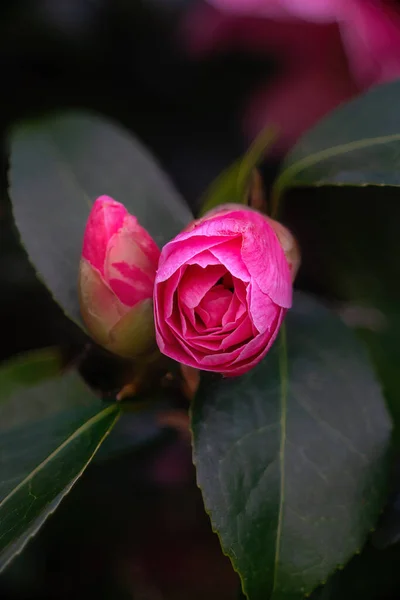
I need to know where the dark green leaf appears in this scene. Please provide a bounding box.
[191,293,392,600]
[9,111,193,325]
[0,348,62,405]
[281,186,400,440]
[199,128,275,216]
[310,538,400,600]
[0,351,120,570]
[273,80,400,210]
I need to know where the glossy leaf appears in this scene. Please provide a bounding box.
[191,293,392,600]
[0,350,120,570]
[9,112,193,325]
[281,185,400,440]
[199,128,275,216]
[273,80,400,209]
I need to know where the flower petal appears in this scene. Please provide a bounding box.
[82,196,126,275]
[196,286,233,327]
[209,237,251,282]
[178,264,226,308]
[157,235,233,282]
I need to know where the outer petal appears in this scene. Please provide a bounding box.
[218,207,292,308]
[223,307,286,376]
[82,196,127,275]
[209,238,251,282]
[105,222,158,307]
[108,299,156,358]
[247,279,281,333]
[266,217,301,281]
[157,235,234,282]
[78,258,127,346]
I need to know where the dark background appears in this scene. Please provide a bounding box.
[2,2,400,599]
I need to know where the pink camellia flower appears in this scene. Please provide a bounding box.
[154,205,298,376]
[182,0,400,153]
[79,196,160,358]
[340,0,400,88]
[205,0,343,21]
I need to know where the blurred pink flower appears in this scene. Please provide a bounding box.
[205,0,343,21]
[340,1,400,87]
[182,0,400,152]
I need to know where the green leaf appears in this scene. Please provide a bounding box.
[199,128,275,216]
[0,348,62,405]
[281,185,400,441]
[0,350,120,570]
[191,293,392,600]
[273,80,400,209]
[309,538,400,600]
[8,111,193,325]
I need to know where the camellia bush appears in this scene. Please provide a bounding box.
[3,78,400,599]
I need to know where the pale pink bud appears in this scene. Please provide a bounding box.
[79,196,160,358]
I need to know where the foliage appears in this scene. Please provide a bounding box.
[3,79,400,599]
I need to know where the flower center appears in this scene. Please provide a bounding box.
[193,271,240,329]
[195,284,233,329]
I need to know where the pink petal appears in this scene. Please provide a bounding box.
[82,196,127,275]
[161,269,182,320]
[209,238,251,282]
[223,307,286,376]
[198,345,244,367]
[180,303,198,334]
[247,279,281,333]
[123,214,160,268]
[196,286,233,327]
[220,315,253,349]
[220,208,292,308]
[105,220,159,282]
[157,236,233,282]
[108,277,153,307]
[185,335,224,353]
[187,250,222,268]
[105,225,158,307]
[177,264,226,308]
[181,3,340,62]
[245,61,357,154]
[205,0,342,22]
[154,271,182,346]
[159,326,207,364]
[222,292,246,326]
[340,0,400,87]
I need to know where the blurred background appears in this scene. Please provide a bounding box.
[0,2,273,598]
[2,1,400,598]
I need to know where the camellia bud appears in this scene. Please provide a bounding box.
[79,196,160,358]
